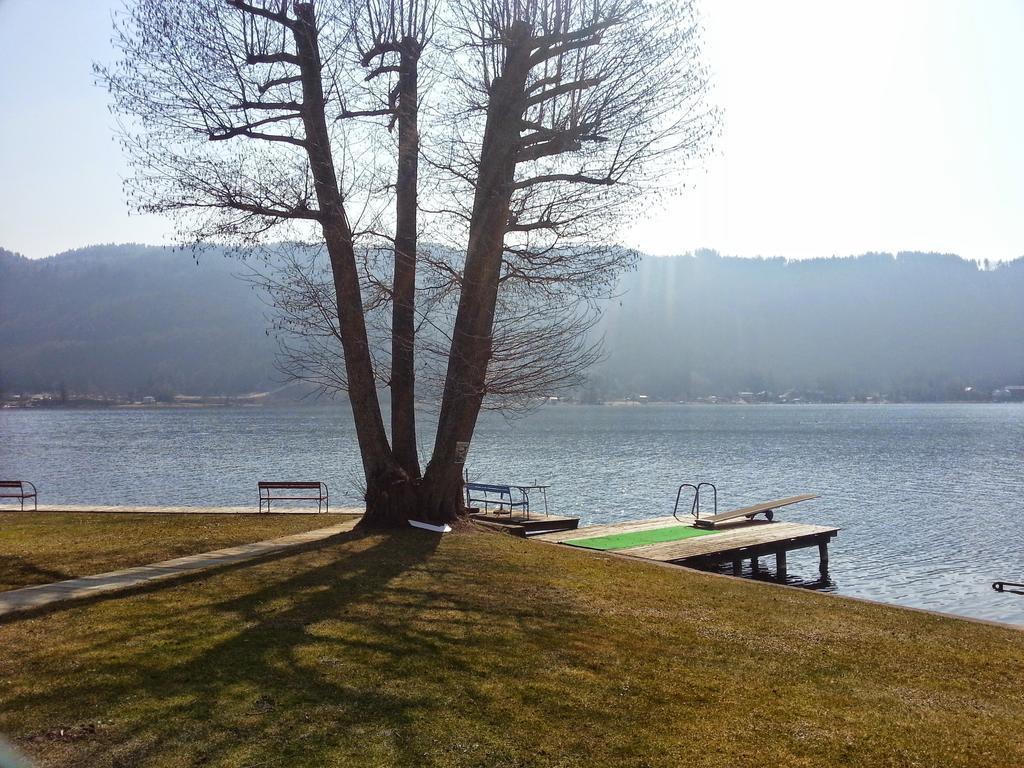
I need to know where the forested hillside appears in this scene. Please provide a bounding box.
[0,245,276,396]
[593,250,1024,400]
[2,245,1022,400]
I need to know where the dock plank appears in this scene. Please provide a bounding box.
[470,512,579,537]
[534,516,681,543]
[623,522,840,562]
[534,508,840,575]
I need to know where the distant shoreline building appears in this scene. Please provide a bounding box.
[993,385,1024,401]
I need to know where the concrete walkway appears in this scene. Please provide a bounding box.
[0,519,359,619]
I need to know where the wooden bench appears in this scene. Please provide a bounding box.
[258,481,329,513]
[0,481,37,511]
[465,483,529,517]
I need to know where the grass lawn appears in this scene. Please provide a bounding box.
[0,526,1021,768]
[0,513,348,592]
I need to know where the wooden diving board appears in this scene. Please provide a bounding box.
[693,494,818,529]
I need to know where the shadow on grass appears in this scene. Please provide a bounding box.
[0,558,75,593]
[0,526,365,626]
[3,528,588,767]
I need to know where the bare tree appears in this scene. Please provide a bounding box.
[100,0,715,525]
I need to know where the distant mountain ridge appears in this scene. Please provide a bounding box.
[1,244,1022,400]
[595,249,1024,401]
[0,244,276,396]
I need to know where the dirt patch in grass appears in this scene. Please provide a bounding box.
[0,513,349,591]
[0,526,1021,767]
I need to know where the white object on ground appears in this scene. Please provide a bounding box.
[408,520,452,533]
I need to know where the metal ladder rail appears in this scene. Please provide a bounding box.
[673,483,699,521]
[695,482,717,520]
[673,482,718,522]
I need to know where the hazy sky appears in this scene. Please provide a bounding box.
[1,0,1022,261]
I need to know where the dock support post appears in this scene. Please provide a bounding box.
[732,560,742,576]
[750,557,759,574]
[775,550,787,581]
[818,542,829,575]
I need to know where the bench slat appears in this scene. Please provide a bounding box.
[465,483,512,494]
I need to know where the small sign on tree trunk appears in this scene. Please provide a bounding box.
[455,441,470,464]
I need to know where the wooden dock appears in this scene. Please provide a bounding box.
[470,510,580,537]
[535,516,839,578]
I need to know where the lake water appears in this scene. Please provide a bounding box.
[2,403,1022,625]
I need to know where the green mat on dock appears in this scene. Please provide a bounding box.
[565,525,721,551]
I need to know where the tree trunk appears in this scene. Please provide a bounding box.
[293,4,394,485]
[390,39,421,479]
[361,464,465,529]
[358,38,439,529]
[294,8,531,528]
[425,22,534,483]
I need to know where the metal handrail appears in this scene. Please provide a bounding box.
[673,481,718,521]
[673,483,699,521]
[696,482,717,519]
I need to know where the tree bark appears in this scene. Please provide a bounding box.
[296,6,439,526]
[361,468,465,528]
[390,39,421,479]
[293,4,394,486]
[424,22,534,497]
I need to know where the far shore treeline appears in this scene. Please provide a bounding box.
[1,244,1022,403]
